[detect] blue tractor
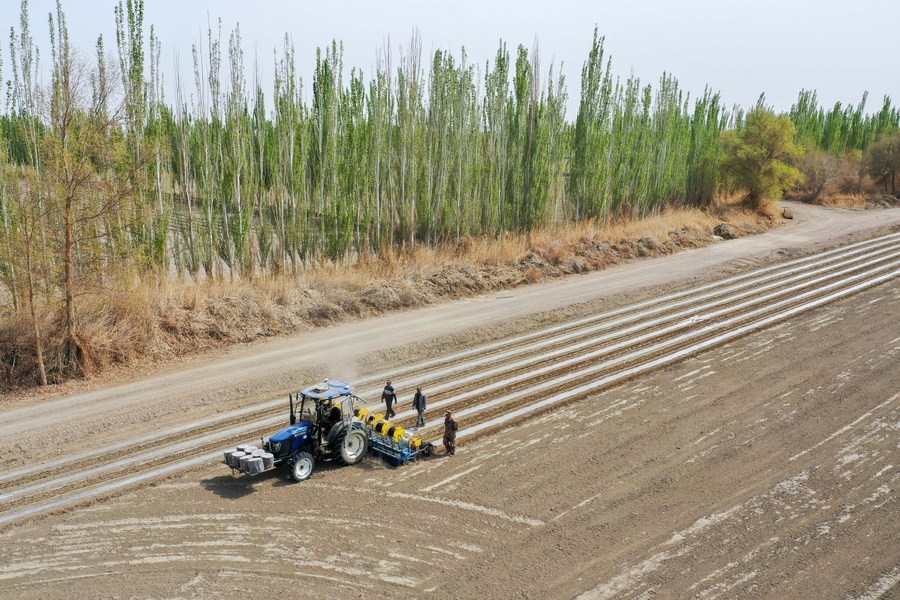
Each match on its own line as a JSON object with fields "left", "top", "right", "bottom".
{"left": 224, "top": 380, "right": 369, "bottom": 482}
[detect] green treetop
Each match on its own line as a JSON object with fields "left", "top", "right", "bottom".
{"left": 720, "top": 108, "right": 804, "bottom": 210}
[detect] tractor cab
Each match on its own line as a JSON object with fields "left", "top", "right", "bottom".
{"left": 290, "top": 379, "right": 356, "bottom": 440}
{"left": 227, "top": 379, "right": 370, "bottom": 483}
{"left": 282, "top": 379, "right": 367, "bottom": 463}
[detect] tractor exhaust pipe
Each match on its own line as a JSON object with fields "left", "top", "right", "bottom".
{"left": 289, "top": 394, "right": 296, "bottom": 425}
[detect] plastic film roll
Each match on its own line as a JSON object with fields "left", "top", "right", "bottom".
{"left": 229, "top": 451, "right": 246, "bottom": 467}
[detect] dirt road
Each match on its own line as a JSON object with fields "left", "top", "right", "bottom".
{"left": 0, "top": 202, "right": 898, "bottom": 598}
{"left": 2, "top": 203, "right": 899, "bottom": 441}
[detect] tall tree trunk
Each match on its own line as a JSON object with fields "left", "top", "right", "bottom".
{"left": 24, "top": 237, "right": 48, "bottom": 386}
{"left": 3, "top": 249, "right": 18, "bottom": 314}
{"left": 64, "top": 195, "right": 77, "bottom": 373}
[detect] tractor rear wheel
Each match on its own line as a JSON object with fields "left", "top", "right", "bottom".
{"left": 327, "top": 422, "right": 345, "bottom": 451}
{"left": 340, "top": 429, "right": 369, "bottom": 465}
{"left": 289, "top": 452, "right": 315, "bottom": 482}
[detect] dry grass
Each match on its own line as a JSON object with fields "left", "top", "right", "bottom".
{"left": 0, "top": 202, "right": 777, "bottom": 390}
{"left": 0, "top": 288, "right": 158, "bottom": 385}
{"left": 820, "top": 194, "right": 871, "bottom": 208}
{"left": 792, "top": 172, "right": 900, "bottom": 209}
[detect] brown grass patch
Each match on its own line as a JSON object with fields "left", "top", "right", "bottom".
{"left": 821, "top": 194, "right": 874, "bottom": 208}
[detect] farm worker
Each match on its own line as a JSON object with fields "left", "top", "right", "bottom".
{"left": 413, "top": 386, "right": 427, "bottom": 428}
{"left": 382, "top": 380, "right": 398, "bottom": 419}
{"left": 443, "top": 410, "right": 458, "bottom": 456}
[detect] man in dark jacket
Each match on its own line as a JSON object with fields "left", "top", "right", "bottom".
{"left": 443, "top": 410, "right": 458, "bottom": 456}
{"left": 382, "top": 380, "right": 397, "bottom": 419}
{"left": 412, "top": 386, "right": 427, "bottom": 428}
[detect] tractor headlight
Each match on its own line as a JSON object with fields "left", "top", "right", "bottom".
{"left": 270, "top": 441, "right": 281, "bottom": 452}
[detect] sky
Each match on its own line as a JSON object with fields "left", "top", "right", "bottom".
{"left": 1, "top": 0, "right": 898, "bottom": 118}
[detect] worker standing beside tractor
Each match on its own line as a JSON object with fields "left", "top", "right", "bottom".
{"left": 443, "top": 410, "right": 458, "bottom": 456}
{"left": 382, "top": 380, "right": 398, "bottom": 419}
{"left": 413, "top": 386, "right": 427, "bottom": 428}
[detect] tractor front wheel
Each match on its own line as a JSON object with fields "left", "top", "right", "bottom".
{"left": 289, "top": 452, "right": 315, "bottom": 482}
{"left": 340, "top": 429, "right": 369, "bottom": 465}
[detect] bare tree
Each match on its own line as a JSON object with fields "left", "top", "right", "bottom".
{"left": 866, "top": 131, "right": 900, "bottom": 195}
{"left": 3, "top": 166, "right": 50, "bottom": 384}
{"left": 799, "top": 149, "right": 842, "bottom": 203}
{"left": 36, "top": 2, "right": 139, "bottom": 374}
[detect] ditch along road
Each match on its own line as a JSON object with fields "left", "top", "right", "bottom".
{"left": 0, "top": 204, "right": 898, "bottom": 529}
{"left": 0, "top": 214, "right": 897, "bottom": 598}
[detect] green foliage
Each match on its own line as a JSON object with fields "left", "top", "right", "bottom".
{"left": 0, "top": 1, "right": 896, "bottom": 320}
{"left": 568, "top": 28, "right": 727, "bottom": 220}
{"left": 720, "top": 108, "right": 805, "bottom": 208}
{"left": 790, "top": 90, "right": 899, "bottom": 154}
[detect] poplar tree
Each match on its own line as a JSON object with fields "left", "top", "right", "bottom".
{"left": 1, "top": 1, "right": 897, "bottom": 332}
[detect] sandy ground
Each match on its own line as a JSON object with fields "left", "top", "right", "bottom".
{"left": 0, "top": 202, "right": 898, "bottom": 598}
{"left": 0, "top": 263, "right": 897, "bottom": 599}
